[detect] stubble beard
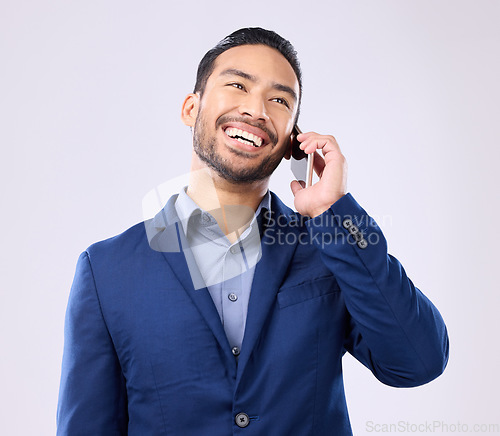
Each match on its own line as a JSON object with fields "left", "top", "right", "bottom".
{"left": 192, "top": 112, "right": 285, "bottom": 185}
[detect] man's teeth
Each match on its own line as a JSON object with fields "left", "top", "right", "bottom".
{"left": 225, "top": 127, "right": 263, "bottom": 147}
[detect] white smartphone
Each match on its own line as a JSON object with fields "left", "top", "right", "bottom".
{"left": 290, "top": 125, "right": 313, "bottom": 188}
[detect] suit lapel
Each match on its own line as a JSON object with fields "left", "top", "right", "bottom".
{"left": 147, "top": 196, "right": 235, "bottom": 370}
{"left": 236, "top": 194, "right": 301, "bottom": 383}
{"left": 147, "top": 193, "right": 303, "bottom": 380}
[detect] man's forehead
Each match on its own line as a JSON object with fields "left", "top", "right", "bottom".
{"left": 210, "top": 45, "right": 299, "bottom": 89}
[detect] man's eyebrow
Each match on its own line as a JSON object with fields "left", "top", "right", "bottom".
{"left": 219, "top": 68, "right": 298, "bottom": 103}
{"left": 220, "top": 68, "right": 256, "bottom": 82}
{"left": 271, "top": 82, "right": 297, "bottom": 103}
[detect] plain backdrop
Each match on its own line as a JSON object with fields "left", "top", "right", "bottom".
{"left": 1, "top": 1, "right": 499, "bottom": 434}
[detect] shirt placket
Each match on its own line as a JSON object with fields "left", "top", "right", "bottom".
{"left": 221, "top": 243, "right": 246, "bottom": 352}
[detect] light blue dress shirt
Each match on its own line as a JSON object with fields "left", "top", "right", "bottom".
{"left": 174, "top": 187, "right": 271, "bottom": 355}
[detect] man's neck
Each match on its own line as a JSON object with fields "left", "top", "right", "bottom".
{"left": 186, "top": 162, "right": 269, "bottom": 243}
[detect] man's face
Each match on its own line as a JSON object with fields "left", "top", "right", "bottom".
{"left": 190, "top": 44, "right": 300, "bottom": 184}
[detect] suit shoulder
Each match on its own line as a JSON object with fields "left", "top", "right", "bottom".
{"left": 85, "top": 220, "right": 150, "bottom": 261}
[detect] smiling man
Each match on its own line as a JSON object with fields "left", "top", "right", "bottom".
{"left": 182, "top": 42, "right": 301, "bottom": 226}
{"left": 57, "top": 28, "right": 449, "bottom": 435}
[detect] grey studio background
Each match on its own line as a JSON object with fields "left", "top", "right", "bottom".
{"left": 1, "top": 1, "right": 499, "bottom": 435}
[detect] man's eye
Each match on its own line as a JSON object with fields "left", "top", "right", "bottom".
{"left": 229, "top": 83, "right": 245, "bottom": 90}
{"left": 272, "top": 97, "right": 289, "bottom": 107}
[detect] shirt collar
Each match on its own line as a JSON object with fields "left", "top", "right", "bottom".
{"left": 174, "top": 186, "right": 271, "bottom": 238}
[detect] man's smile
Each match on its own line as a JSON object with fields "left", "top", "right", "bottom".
{"left": 224, "top": 127, "right": 263, "bottom": 147}
{"left": 221, "top": 121, "right": 272, "bottom": 149}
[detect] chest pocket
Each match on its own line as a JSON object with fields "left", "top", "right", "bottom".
{"left": 277, "top": 275, "right": 340, "bottom": 309}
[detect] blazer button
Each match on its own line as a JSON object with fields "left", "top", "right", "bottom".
{"left": 232, "top": 346, "right": 240, "bottom": 356}
{"left": 235, "top": 412, "right": 250, "bottom": 428}
{"left": 342, "top": 218, "right": 353, "bottom": 229}
{"left": 357, "top": 239, "right": 368, "bottom": 249}
{"left": 348, "top": 224, "right": 359, "bottom": 235}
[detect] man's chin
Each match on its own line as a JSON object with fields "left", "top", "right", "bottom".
{"left": 223, "top": 140, "right": 263, "bottom": 160}
{"left": 213, "top": 165, "right": 269, "bottom": 184}
{"left": 194, "top": 140, "right": 282, "bottom": 184}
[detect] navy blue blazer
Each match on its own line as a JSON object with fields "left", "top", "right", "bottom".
{"left": 57, "top": 193, "right": 449, "bottom": 435}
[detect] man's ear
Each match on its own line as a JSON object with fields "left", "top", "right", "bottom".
{"left": 181, "top": 93, "right": 200, "bottom": 127}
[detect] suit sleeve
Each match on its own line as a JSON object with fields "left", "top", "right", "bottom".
{"left": 57, "top": 251, "right": 128, "bottom": 435}
{"left": 306, "top": 193, "right": 449, "bottom": 387}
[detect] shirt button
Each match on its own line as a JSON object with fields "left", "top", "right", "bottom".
{"left": 228, "top": 292, "right": 238, "bottom": 302}
{"left": 202, "top": 213, "right": 211, "bottom": 223}
{"left": 232, "top": 346, "right": 240, "bottom": 356}
{"left": 230, "top": 246, "right": 238, "bottom": 254}
{"left": 235, "top": 412, "right": 250, "bottom": 428}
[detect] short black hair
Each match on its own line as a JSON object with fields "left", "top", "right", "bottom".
{"left": 194, "top": 27, "right": 302, "bottom": 122}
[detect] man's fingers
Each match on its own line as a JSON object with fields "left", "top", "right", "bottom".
{"left": 299, "top": 135, "right": 340, "bottom": 156}
{"left": 290, "top": 180, "right": 305, "bottom": 196}
{"left": 312, "top": 150, "right": 325, "bottom": 177}
{"left": 296, "top": 132, "right": 314, "bottom": 140}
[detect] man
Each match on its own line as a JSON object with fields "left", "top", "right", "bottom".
{"left": 57, "top": 28, "right": 449, "bottom": 435}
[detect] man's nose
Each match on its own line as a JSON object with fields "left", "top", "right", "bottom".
{"left": 238, "top": 95, "right": 269, "bottom": 122}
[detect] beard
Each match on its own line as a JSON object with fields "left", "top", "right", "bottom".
{"left": 192, "top": 112, "right": 285, "bottom": 184}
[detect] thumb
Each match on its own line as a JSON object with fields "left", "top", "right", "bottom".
{"left": 290, "top": 180, "right": 305, "bottom": 197}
